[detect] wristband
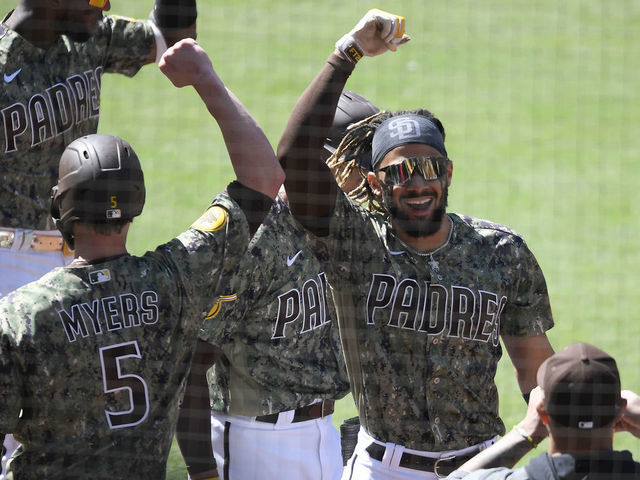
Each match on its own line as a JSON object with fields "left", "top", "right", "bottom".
{"left": 153, "top": 0, "right": 197, "bottom": 29}
{"left": 513, "top": 425, "right": 538, "bottom": 449}
{"left": 522, "top": 392, "right": 531, "bottom": 404}
{"left": 335, "top": 34, "right": 364, "bottom": 64}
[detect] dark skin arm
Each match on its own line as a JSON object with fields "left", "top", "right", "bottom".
{"left": 502, "top": 333, "right": 554, "bottom": 398}
{"left": 176, "top": 340, "right": 221, "bottom": 479}
{"left": 277, "top": 10, "right": 409, "bottom": 233}
{"left": 276, "top": 53, "right": 352, "bottom": 234}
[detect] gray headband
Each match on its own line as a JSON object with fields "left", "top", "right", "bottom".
{"left": 371, "top": 114, "right": 447, "bottom": 169}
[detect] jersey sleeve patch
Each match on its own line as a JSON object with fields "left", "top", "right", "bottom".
{"left": 191, "top": 206, "right": 228, "bottom": 232}
{"left": 205, "top": 294, "right": 238, "bottom": 320}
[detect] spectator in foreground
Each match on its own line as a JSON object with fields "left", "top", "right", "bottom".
{"left": 447, "top": 342, "right": 640, "bottom": 479}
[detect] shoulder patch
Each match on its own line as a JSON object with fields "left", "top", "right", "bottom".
{"left": 191, "top": 206, "right": 228, "bottom": 232}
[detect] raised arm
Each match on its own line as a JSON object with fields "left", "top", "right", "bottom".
{"left": 159, "top": 39, "right": 284, "bottom": 200}
{"left": 277, "top": 9, "right": 410, "bottom": 232}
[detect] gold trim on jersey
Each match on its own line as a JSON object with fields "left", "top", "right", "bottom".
{"left": 206, "top": 294, "right": 238, "bottom": 320}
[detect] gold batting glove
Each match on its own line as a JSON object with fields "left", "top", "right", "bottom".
{"left": 335, "top": 8, "right": 411, "bottom": 63}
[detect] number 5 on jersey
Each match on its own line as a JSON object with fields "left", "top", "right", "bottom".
{"left": 100, "top": 341, "right": 150, "bottom": 429}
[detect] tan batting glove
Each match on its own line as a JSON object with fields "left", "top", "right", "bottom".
{"left": 335, "top": 9, "right": 411, "bottom": 63}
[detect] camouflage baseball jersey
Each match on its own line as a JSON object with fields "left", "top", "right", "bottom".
{"left": 0, "top": 13, "right": 154, "bottom": 230}
{"left": 199, "top": 196, "right": 350, "bottom": 416}
{"left": 316, "top": 192, "right": 553, "bottom": 452}
{"left": 0, "top": 193, "right": 249, "bottom": 479}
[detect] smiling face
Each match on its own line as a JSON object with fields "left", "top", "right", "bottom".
{"left": 368, "top": 143, "right": 452, "bottom": 242}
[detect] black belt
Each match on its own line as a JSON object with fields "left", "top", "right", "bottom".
{"left": 365, "top": 442, "right": 480, "bottom": 477}
{"left": 255, "top": 400, "right": 335, "bottom": 424}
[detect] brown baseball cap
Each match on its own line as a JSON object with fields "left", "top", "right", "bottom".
{"left": 537, "top": 342, "right": 622, "bottom": 430}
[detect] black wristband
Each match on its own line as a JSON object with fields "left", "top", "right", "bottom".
{"left": 523, "top": 392, "right": 531, "bottom": 404}
{"left": 153, "top": 0, "right": 197, "bottom": 29}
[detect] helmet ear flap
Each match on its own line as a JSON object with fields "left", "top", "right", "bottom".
{"left": 50, "top": 185, "right": 61, "bottom": 222}
{"left": 50, "top": 185, "right": 75, "bottom": 250}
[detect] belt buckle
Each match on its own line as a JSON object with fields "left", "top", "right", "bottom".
{"left": 433, "top": 455, "right": 456, "bottom": 478}
{"left": 0, "top": 230, "right": 15, "bottom": 248}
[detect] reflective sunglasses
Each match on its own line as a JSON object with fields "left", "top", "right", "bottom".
{"left": 376, "top": 156, "right": 449, "bottom": 187}
{"left": 89, "top": 0, "right": 108, "bottom": 9}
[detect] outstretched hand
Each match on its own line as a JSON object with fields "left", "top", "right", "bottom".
{"left": 343, "top": 9, "right": 411, "bottom": 58}
{"left": 615, "top": 390, "right": 640, "bottom": 438}
{"left": 158, "top": 38, "right": 216, "bottom": 88}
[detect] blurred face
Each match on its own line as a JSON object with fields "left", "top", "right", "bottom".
{"left": 59, "top": 0, "right": 110, "bottom": 42}
{"left": 369, "top": 144, "right": 452, "bottom": 238}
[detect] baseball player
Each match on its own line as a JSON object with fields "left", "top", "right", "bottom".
{"left": 0, "top": 38, "right": 283, "bottom": 479}
{"left": 0, "top": 1, "right": 197, "bottom": 467}
{"left": 277, "top": 9, "right": 556, "bottom": 479}
{"left": 0, "top": 0, "right": 198, "bottom": 294}
{"left": 176, "top": 91, "right": 381, "bottom": 480}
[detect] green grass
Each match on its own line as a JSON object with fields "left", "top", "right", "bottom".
{"left": 3, "top": 0, "right": 638, "bottom": 475}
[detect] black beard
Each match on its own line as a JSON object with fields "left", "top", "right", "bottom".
{"left": 382, "top": 184, "right": 448, "bottom": 238}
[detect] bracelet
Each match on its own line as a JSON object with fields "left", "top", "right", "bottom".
{"left": 335, "top": 34, "right": 364, "bottom": 64}
{"left": 513, "top": 425, "right": 538, "bottom": 448}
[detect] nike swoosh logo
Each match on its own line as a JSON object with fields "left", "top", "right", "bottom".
{"left": 286, "top": 250, "right": 303, "bottom": 267}
{"left": 4, "top": 68, "right": 21, "bottom": 83}
{"left": 388, "top": 249, "right": 405, "bottom": 256}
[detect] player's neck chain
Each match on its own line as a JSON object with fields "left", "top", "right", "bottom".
{"left": 394, "top": 215, "right": 454, "bottom": 259}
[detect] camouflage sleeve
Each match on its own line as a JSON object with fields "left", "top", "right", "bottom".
{"left": 500, "top": 239, "right": 554, "bottom": 337}
{"left": 0, "top": 313, "right": 25, "bottom": 432}
{"left": 198, "top": 197, "right": 279, "bottom": 347}
{"left": 100, "top": 15, "right": 155, "bottom": 75}
{"left": 153, "top": 191, "right": 251, "bottom": 320}
{"left": 196, "top": 232, "right": 253, "bottom": 347}
{"left": 197, "top": 259, "right": 249, "bottom": 347}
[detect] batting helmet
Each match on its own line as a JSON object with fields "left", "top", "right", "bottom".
{"left": 51, "top": 134, "right": 145, "bottom": 248}
{"left": 324, "top": 90, "right": 380, "bottom": 169}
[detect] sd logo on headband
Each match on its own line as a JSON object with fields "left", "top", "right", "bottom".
{"left": 387, "top": 118, "right": 422, "bottom": 141}
{"left": 371, "top": 114, "right": 447, "bottom": 169}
